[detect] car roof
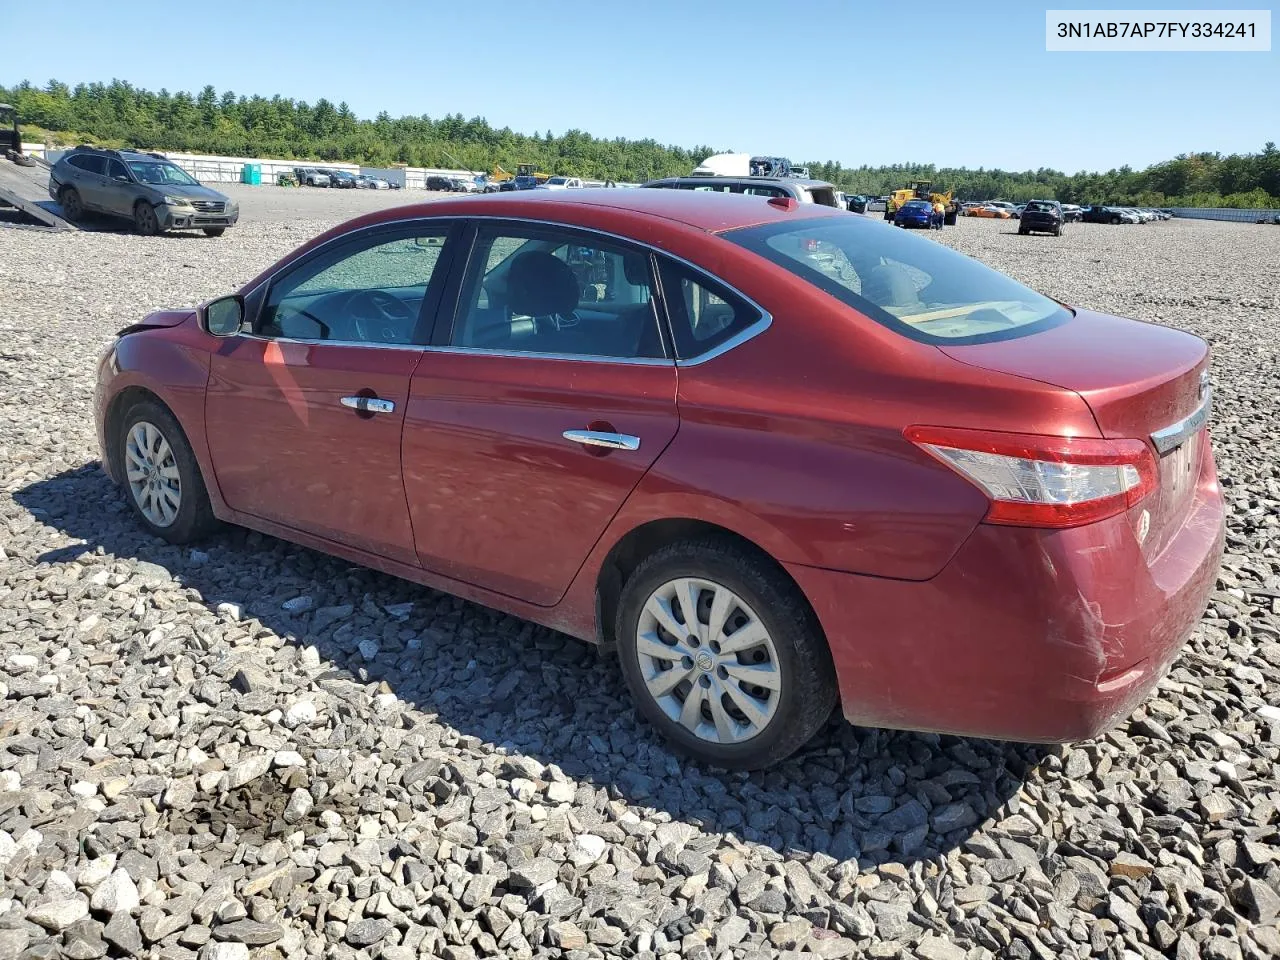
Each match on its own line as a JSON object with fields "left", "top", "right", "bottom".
{"left": 351, "top": 188, "right": 844, "bottom": 234}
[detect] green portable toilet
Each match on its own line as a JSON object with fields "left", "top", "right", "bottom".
{"left": 241, "top": 163, "right": 262, "bottom": 185}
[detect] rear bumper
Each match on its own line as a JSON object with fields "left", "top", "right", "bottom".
{"left": 789, "top": 439, "right": 1225, "bottom": 743}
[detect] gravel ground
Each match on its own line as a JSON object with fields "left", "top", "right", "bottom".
{"left": 1, "top": 213, "right": 1279, "bottom": 960}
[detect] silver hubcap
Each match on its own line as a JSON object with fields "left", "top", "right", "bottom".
{"left": 635, "top": 577, "right": 781, "bottom": 744}
{"left": 125, "top": 421, "right": 181, "bottom": 527}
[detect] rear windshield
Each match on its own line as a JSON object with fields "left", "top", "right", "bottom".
{"left": 725, "top": 217, "right": 1071, "bottom": 345}
{"left": 1025, "top": 202, "right": 1057, "bottom": 213}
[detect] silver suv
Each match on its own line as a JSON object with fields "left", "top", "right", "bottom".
{"left": 49, "top": 147, "right": 239, "bottom": 236}
{"left": 640, "top": 175, "right": 841, "bottom": 207}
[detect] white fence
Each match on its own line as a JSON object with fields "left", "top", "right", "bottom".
{"left": 1169, "top": 207, "right": 1280, "bottom": 223}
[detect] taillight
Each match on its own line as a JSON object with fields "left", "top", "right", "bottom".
{"left": 905, "top": 426, "right": 1158, "bottom": 528}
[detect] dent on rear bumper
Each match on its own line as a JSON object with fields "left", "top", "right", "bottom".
{"left": 790, "top": 451, "right": 1225, "bottom": 743}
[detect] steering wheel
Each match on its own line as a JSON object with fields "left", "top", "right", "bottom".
{"left": 345, "top": 289, "right": 414, "bottom": 343}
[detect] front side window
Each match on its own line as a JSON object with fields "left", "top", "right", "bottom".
{"left": 450, "top": 226, "right": 664, "bottom": 360}
{"left": 258, "top": 230, "right": 450, "bottom": 344}
{"left": 105, "top": 159, "right": 129, "bottom": 181}
{"left": 127, "top": 161, "right": 199, "bottom": 186}
{"left": 725, "top": 216, "right": 1070, "bottom": 344}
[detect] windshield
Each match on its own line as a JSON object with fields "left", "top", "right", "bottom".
{"left": 127, "top": 161, "right": 199, "bottom": 186}
{"left": 725, "top": 216, "right": 1071, "bottom": 345}
{"left": 1025, "top": 202, "right": 1056, "bottom": 212}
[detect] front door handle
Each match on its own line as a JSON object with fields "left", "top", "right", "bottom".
{"left": 563, "top": 429, "right": 641, "bottom": 451}
{"left": 341, "top": 396, "right": 395, "bottom": 414}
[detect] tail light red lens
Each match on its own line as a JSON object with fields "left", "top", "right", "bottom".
{"left": 905, "top": 425, "right": 1158, "bottom": 528}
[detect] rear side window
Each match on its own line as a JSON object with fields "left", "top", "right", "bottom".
{"left": 725, "top": 217, "right": 1070, "bottom": 345}
{"left": 68, "top": 154, "right": 106, "bottom": 175}
{"left": 657, "top": 260, "right": 761, "bottom": 359}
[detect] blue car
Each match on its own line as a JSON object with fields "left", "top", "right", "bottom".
{"left": 894, "top": 199, "right": 939, "bottom": 229}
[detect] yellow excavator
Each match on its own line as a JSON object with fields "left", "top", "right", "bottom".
{"left": 490, "top": 163, "right": 551, "bottom": 189}
{"left": 885, "top": 180, "right": 959, "bottom": 226}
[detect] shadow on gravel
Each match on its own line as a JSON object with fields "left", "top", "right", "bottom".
{"left": 17, "top": 463, "right": 1051, "bottom": 865}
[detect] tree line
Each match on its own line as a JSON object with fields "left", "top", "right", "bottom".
{"left": 3, "top": 79, "right": 1277, "bottom": 208}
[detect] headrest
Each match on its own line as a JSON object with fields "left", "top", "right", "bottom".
{"left": 507, "top": 251, "right": 579, "bottom": 317}
{"left": 622, "top": 252, "right": 650, "bottom": 287}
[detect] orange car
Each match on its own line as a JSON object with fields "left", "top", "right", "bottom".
{"left": 969, "top": 205, "right": 1013, "bottom": 219}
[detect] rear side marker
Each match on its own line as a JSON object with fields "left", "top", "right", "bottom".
{"left": 906, "top": 425, "right": 1158, "bottom": 529}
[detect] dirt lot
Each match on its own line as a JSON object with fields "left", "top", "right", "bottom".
{"left": 1, "top": 208, "right": 1279, "bottom": 960}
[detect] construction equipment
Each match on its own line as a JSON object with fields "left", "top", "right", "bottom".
{"left": 516, "top": 163, "right": 551, "bottom": 184}
{"left": 885, "top": 180, "right": 959, "bottom": 226}
{"left": 0, "top": 151, "right": 77, "bottom": 229}
{"left": 0, "top": 103, "right": 36, "bottom": 166}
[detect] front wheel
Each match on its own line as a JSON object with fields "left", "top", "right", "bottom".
{"left": 203, "top": 228, "right": 226, "bottom": 237}
{"left": 119, "top": 401, "right": 217, "bottom": 543}
{"left": 134, "top": 202, "right": 162, "bottom": 236}
{"left": 616, "top": 539, "right": 838, "bottom": 770}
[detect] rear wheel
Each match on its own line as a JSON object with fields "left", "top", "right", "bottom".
{"left": 616, "top": 538, "right": 838, "bottom": 770}
{"left": 59, "top": 187, "right": 83, "bottom": 221}
{"left": 1110, "top": 215, "right": 1121, "bottom": 225}
{"left": 1018, "top": 226, "right": 1027, "bottom": 235}
{"left": 1053, "top": 224, "right": 1062, "bottom": 236}
{"left": 134, "top": 201, "right": 161, "bottom": 236}
{"left": 118, "top": 401, "right": 216, "bottom": 543}
{"left": 203, "top": 227, "right": 226, "bottom": 237}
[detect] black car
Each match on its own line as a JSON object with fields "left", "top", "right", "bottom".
{"left": 1018, "top": 200, "right": 1064, "bottom": 236}
{"left": 425, "top": 175, "right": 453, "bottom": 191}
{"left": 327, "top": 170, "right": 360, "bottom": 189}
{"left": 846, "top": 194, "right": 868, "bottom": 213}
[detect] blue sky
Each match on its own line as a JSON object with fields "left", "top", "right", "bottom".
{"left": 1, "top": 0, "right": 1275, "bottom": 172}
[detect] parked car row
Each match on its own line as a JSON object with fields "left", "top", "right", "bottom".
{"left": 1080, "top": 205, "right": 1173, "bottom": 224}
{"left": 293, "top": 166, "right": 397, "bottom": 190}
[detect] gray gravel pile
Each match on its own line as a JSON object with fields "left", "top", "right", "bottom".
{"left": 1, "top": 214, "right": 1279, "bottom": 960}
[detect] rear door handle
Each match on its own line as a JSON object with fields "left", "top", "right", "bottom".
{"left": 341, "top": 396, "right": 395, "bottom": 414}
{"left": 563, "top": 429, "right": 641, "bottom": 451}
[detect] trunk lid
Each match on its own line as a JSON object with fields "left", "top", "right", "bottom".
{"left": 940, "top": 308, "right": 1210, "bottom": 555}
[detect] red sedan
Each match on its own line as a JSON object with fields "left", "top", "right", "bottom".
{"left": 95, "top": 190, "right": 1224, "bottom": 769}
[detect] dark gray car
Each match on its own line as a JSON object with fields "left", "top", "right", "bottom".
{"left": 49, "top": 147, "right": 239, "bottom": 236}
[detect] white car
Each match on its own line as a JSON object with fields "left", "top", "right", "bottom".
{"left": 540, "top": 176, "right": 583, "bottom": 190}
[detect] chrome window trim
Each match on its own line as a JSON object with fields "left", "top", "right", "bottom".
{"left": 236, "top": 333, "right": 426, "bottom": 352}
{"left": 1150, "top": 389, "right": 1212, "bottom": 455}
{"left": 674, "top": 314, "right": 773, "bottom": 367}
{"left": 420, "top": 344, "right": 673, "bottom": 366}
{"left": 238, "top": 213, "right": 773, "bottom": 365}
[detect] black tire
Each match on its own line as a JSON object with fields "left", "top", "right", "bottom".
{"left": 118, "top": 400, "right": 217, "bottom": 544}
{"left": 59, "top": 187, "right": 84, "bottom": 222}
{"left": 1053, "top": 224, "right": 1062, "bottom": 236}
{"left": 944, "top": 210, "right": 957, "bottom": 226}
{"left": 203, "top": 228, "right": 226, "bottom": 237}
{"left": 1018, "top": 227, "right": 1027, "bottom": 235}
{"left": 134, "top": 201, "right": 161, "bottom": 236}
{"left": 615, "top": 538, "right": 838, "bottom": 770}
{"left": 1111, "top": 216, "right": 1121, "bottom": 225}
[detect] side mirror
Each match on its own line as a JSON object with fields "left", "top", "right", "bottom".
{"left": 203, "top": 295, "right": 244, "bottom": 337}
{"left": 113, "top": 175, "right": 130, "bottom": 183}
